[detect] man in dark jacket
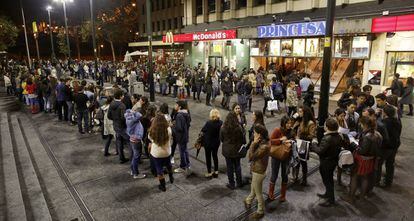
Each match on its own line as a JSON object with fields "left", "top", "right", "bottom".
{"left": 387, "top": 73, "right": 404, "bottom": 97}
{"left": 108, "top": 89, "right": 129, "bottom": 163}
{"left": 312, "top": 118, "right": 342, "bottom": 207}
{"left": 173, "top": 100, "right": 192, "bottom": 175}
{"left": 73, "top": 86, "right": 89, "bottom": 134}
{"left": 378, "top": 105, "right": 402, "bottom": 187}
{"left": 221, "top": 76, "right": 233, "bottom": 110}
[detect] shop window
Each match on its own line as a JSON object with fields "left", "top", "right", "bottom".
{"left": 281, "top": 39, "right": 293, "bottom": 56}
{"left": 208, "top": 0, "right": 216, "bottom": 13}
{"left": 334, "top": 37, "right": 352, "bottom": 58}
{"left": 253, "top": 0, "right": 266, "bottom": 7}
{"left": 293, "top": 39, "right": 305, "bottom": 57}
{"left": 305, "top": 38, "right": 319, "bottom": 57}
{"left": 237, "top": 0, "right": 247, "bottom": 9}
{"left": 385, "top": 52, "right": 414, "bottom": 85}
{"left": 196, "top": 0, "right": 203, "bottom": 15}
{"left": 351, "top": 36, "right": 370, "bottom": 58}
{"left": 222, "top": 0, "right": 231, "bottom": 11}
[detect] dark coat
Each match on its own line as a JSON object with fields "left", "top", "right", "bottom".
{"left": 221, "top": 80, "right": 233, "bottom": 95}
{"left": 382, "top": 117, "right": 402, "bottom": 149}
{"left": 388, "top": 79, "right": 404, "bottom": 97}
{"left": 375, "top": 119, "right": 390, "bottom": 157}
{"left": 358, "top": 130, "right": 382, "bottom": 157}
{"left": 312, "top": 132, "right": 342, "bottom": 162}
{"left": 399, "top": 85, "right": 413, "bottom": 104}
{"left": 107, "top": 100, "right": 127, "bottom": 133}
{"left": 175, "top": 110, "right": 191, "bottom": 144}
{"left": 220, "top": 125, "right": 244, "bottom": 158}
{"left": 201, "top": 120, "right": 223, "bottom": 149}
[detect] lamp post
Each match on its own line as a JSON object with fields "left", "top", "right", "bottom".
{"left": 88, "top": 0, "right": 100, "bottom": 85}
{"left": 53, "top": 0, "right": 72, "bottom": 60}
{"left": 19, "top": 0, "right": 31, "bottom": 68}
{"left": 46, "top": 6, "right": 56, "bottom": 61}
{"left": 146, "top": 0, "right": 155, "bottom": 102}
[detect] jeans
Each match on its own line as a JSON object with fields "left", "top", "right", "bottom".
{"left": 6, "top": 86, "right": 13, "bottom": 95}
{"left": 225, "top": 157, "right": 242, "bottom": 187}
{"left": 245, "top": 172, "right": 266, "bottom": 214}
{"left": 270, "top": 157, "right": 288, "bottom": 183}
{"left": 206, "top": 92, "right": 211, "bottom": 105}
{"left": 66, "top": 101, "right": 74, "bottom": 122}
{"left": 173, "top": 86, "right": 178, "bottom": 98}
{"left": 77, "top": 109, "right": 89, "bottom": 132}
{"left": 161, "top": 83, "right": 168, "bottom": 95}
{"left": 56, "top": 100, "right": 68, "bottom": 121}
{"left": 116, "top": 130, "right": 130, "bottom": 161}
{"left": 294, "top": 160, "right": 308, "bottom": 182}
{"left": 178, "top": 143, "right": 190, "bottom": 169}
{"left": 130, "top": 141, "right": 143, "bottom": 175}
{"left": 376, "top": 148, "right": 398, "bottom": 185}
{"left": 104, "top": 134, "right": 114, "bottom": 155}
{"left": 319, "top": 160, "right": 337, "bottom": 203}
{"left": 205, "top": 144, "right": 219, "bottom": 173}
{"left": 221, "top": 94, "right": 231, "bottom": 109}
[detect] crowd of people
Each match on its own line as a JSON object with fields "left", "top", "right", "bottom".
{"left": 1, "top": 57, "right": 412, "bottom": 219}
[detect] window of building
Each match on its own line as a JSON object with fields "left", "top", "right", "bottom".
{"left": 142, "top": 4, "right": 145, "bottom": 14}
{"left": 208, "top": 0, "right": 216, "bottom": 13}
{"left": 167, "top": 0, "right": 171, "bottom": 8}
{"left": 237, "top": 0, "right": 247, "bottom": 9}
{"left": 181, "top": 17, "right": 184, "bottom": 28}
{"left": 142, "top": 23, "right": 146, "bottom": 33}
{"left": 157, "top": 21, "right": 161, "bottom": 31}
{"left": 162, "top": 20, "right": 166, "bottom": 31}
{"left": 253, "top": 0, "right": 266, "bottom": 6}
{"left": 151, "top": 1, "right": 155, "bottom": 11}
{"left": 168, "top": 19, "right": 172, "bottom": 30}
{"left": 222, "top": 0, "right": 231, "bottom": 11}
{"left": 152, "top": 22, "right": 155, "bottom": 31}
{"left": 196, "top": 0, "right": 203, "bottom": 15}
{"left": 174, "top": 17, "right": 178, "bottom": 29}
{"left": 160, "top": 0, "right": 164, "bottom": 10}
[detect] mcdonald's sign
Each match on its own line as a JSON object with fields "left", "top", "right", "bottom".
{"left": 164, "top": 32, "right": 174, "bottom": 43}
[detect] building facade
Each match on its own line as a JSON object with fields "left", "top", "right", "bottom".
{"left": 175, "top": 0, "right": 414, "bottom": 93}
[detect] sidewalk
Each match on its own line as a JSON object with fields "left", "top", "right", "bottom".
{"left": 21, "top": 91, "right": 414, "bottom": 221}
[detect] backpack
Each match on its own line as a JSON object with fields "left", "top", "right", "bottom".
{"left": 273, "top": 82, "right": 283, "bottom": 95}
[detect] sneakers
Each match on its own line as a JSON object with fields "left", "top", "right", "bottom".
{"left": 212, "top": 171, "right": 219, "bottom": 178}
{"left": 205, "top": 172, "right": 213, "bottom": 178}
{"left": 133, "top": 174, "right": 147, "bottom": 179}
{"left": 174, "top": 168, "right": 185, "bottom": 173}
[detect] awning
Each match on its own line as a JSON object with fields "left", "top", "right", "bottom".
{"left": 128, "top": 41, "right": 182, "bottom": 47}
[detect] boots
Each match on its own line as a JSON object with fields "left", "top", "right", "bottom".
{"left": 169, "top": 172, "right": 174, "bottom": 184}
{"left": 279, "top": 182, "right": 287, "bottom": 202}
{"left": 268, "top": 182, "right": 275, "bottom": 201}
{"left": 158, "top": 178, "right": 166, "bottom": 192}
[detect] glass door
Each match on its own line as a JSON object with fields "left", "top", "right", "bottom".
{"left": 208, "top": 56, "right": 223, "bottom": 69}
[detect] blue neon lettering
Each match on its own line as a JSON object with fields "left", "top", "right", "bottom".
{"left": 279, "top": 25, "right": 288, "bottom": 37}
{"left": 257, "top": 21, "right": 326, "bottom": 38}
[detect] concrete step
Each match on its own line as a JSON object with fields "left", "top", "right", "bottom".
{"left": 0, "top": 113, "right": 27, "bottom": 220}
{"left": 10, "top": 115, "right": 52, "bottom": 221}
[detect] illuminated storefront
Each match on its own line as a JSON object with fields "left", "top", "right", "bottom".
{"left": 162, "top": 30, "right": 250, "bottom": 72}
{"left": 250, "top": 19, "right": 372, "bottom": 94}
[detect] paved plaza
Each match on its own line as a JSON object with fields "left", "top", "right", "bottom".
{"left": 1, "top": 90, "right": 414, "bottom": 221}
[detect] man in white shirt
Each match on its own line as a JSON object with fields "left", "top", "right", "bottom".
{"left": 299, "top": 73, "right": 312, "bottom": 93}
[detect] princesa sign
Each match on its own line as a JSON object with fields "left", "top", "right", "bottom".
{"left": 258, "top": 21, "right": 326, "bottom": 38}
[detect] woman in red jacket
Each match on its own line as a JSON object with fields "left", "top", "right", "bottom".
{"left": 25, "top": 77, "right": 39, "bottom": 114}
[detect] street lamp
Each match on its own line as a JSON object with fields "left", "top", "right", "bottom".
{"left": 88, "top": 0, "right": 100, "bottom": 86}
{"left": 46, "top": 6, "right": 56, "bottom": 60}
{"left": 19, "top": 0, "right": 31, "bottom": 68}
{"left": 53, "top": 0, "right": 73, "bottom": 60}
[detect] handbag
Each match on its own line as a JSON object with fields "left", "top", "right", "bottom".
{"left": 296, "top": 139, "right": 310, "bottom": 161}
{"left": 238, "top": 144, "right": 248, "bottom": 158}
{"left": 270, "top": 141, "right": 292, "bottom": 160}
{"left": 267, "top": 100, "right": 279, "bottom": 111}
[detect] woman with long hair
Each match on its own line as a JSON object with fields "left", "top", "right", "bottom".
{"left": 148, "top": 114, "right": 174, "bottom": 191}
{"left": 268, "top": 116, "right": 296, "bottom": 201}
{"left": 343, "top": 116, "right": 382, "bottom": 203}
{"left": 244, "top": 124, "right": 270, "bottom": 219}
{"left": 220, "top": 112, "right": 245, "bottom": 189}
{"left": 247, "top": 110, "right": 265, "bottom": 150}
{"left": 201, "top": 109, "right": 223, "bottom": 178}
{"left": 294, "top": 105, "right": 316, "bottom": 186}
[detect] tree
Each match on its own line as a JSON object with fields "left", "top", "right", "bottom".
{"left": 0, "top": 16, "right": 19, "bottom": 51}
{"left": 57, "top": 28, "right": 69, "bottom": 57}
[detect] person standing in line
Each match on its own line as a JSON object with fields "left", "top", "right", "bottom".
{"left": 244, "top": 124, "right": 270, "bottom": 219}
{"left": 377, "top": 105, "right": 402, "bottom": 187}
{"left": 386, "top": 73, "right": 404, "bottom": 97}
{"left": 125, "top": 109, "right": 146, "bottom": 179}
{"left": 247, "top": 111, "right": 265, "bottom": 150}
{"left": 220, "top": 112, "right": 245, "bottom": 190}
{"left": 107, "top": 89, "right": 129, "bottom": 164}
{"left": 201, "top": 109, "right": 223, "bottom": 178}
{"left": 268, "top": 116, "right": 296, "bottom": 202}
{"left": 148, "top": 114, "right": 174, "bottom": 192}
{"left": 4, "top": 74, "right": 12, "bottom": 95}
{"left": 173, "top": 100, "right": 192, "bottom": 175}
{"left": 221, "top": 76, "right": 233, "bottom": 110}
{"left": 312, "top": 118, "right": 343, "bottom": 207}
{"left": 399, "top": 77, "right": 413, "bottom": 116}
{"left": 73, "top": 86, "right": 89, "bottom": 134}
{"left": 205, "top": 70, "right": 213, "bottom": 106}
{"left": 299, "top": 73, "right": 312, "bottom": 99}
{"left": 101, "top": 96, "right": 116, "bottom": 156}
{"left": 25, "top": 77, "right": 39, "bottom": 114}
{"left": 64, "top": 78, "right": 74, "bottom": 125}
{"left": 56, "top": 78, "right": 68, "bottom": 121}
{"left": 286, "top": 81, "right": 299, "bottom": 117}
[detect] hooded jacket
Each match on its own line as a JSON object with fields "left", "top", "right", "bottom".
{"left": 124, "top": 110, "right": 144, "bottom": 143}
{"left": 174, "top": 109, "right": 191, "bottom": 144}
{"left": 107, "top": 100, "right": 126, "bottom": 133}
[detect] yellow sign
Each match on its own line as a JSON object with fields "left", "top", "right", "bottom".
{"left": 165, "top": 32, "right": 174, "bottom": 43}
{"left": 32, "top": 22, "right": 38, "bottom": 33}
{"left": 324, "top": 37, "right": 331, "bottom": 47}
{"left": 213, "top": 44, "right": 222, "bottom": 53}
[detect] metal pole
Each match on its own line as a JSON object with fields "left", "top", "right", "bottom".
{"left": 19, "top": 0, "right": 31, "bottom": 69}
{"left": 47, "top": 9, "right": 56, "bottom": 60}
{"left": 146, "top": 0, "right": 155, "bottom": 101}
{"left": 317, "top": 0, "right": 336, "bottom": 141}
{"left": 89, "top": 0, "right": 100, "bottom": 86}
{"left": 62, "top": 1, "right": 71, "bottom": 59}
{"left": 34, "top": 33, "right": 40, "bottom": 60}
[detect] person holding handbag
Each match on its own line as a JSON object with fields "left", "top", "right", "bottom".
{"left": 244, "top": 124, "right": 270, "bottom": 219}
{"left": 220, "top": 112, "right": 245, "bottom": 190}
{"left": 201, "top": 109, "right": 223, "bottom": 178}
{"left": 268, "top": 116, "right": 296, "bottom": 201}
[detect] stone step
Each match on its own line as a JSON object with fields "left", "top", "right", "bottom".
{"left": 10, "top": 115, "right": 52, "bottom": 221}
{"left": 0, "top": 113, "right": 27, "bottom": 221}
